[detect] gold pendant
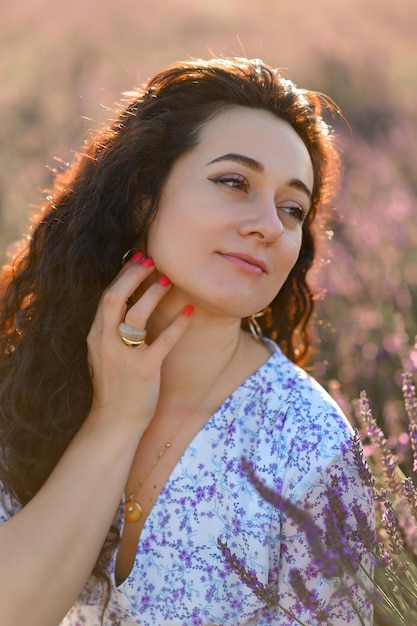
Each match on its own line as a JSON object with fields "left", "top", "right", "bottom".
{"left": 125, "top": 498, "right": 143, "bottom": 523}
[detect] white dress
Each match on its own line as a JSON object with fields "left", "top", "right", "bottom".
{"left": 0, "top": 342, "right": 374, "bottom": 625}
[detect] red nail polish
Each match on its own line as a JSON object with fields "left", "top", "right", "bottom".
{"left": 157, "top": 275, "right": 171, "bottom": 286}
{"left": 131, "top": 251, "right": 145, "bottom": 263}
{"left": 182, "top": 305, "right": 194, "bottom": 317}
{"left": 141, "top": 257, "right": 154, "bottom": 268}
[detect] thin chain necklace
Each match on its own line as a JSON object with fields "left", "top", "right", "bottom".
{"left": 125, "top": 442, "right": 174, "bottom": 522}
{"left": 124, "top": 344, "right": 239, "bottom": 523}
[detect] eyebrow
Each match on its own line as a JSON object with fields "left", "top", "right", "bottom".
{"left": 206, "top": 152, "right": 312, "bottom": 199}
{"left": 207, "top": 152, "right": 264, "bottom": 172}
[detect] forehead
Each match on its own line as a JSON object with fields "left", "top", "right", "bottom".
{"left": 195, "top": 106, "right": 314, "bottom": 186}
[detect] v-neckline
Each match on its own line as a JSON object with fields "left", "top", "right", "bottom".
{"left": 113, "top": 341, "right": 278, "bottom": 588}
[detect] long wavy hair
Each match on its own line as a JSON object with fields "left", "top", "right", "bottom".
{"left": 0, "top": 57, "right": 340, "bottom": 598}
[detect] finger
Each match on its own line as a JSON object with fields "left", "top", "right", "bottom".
{"left": 107, "top": 256, "right": 155, "bottom": 300}
{"left": 106, "top": 251, "right": 147, "bottom": 289}
{"left": 144, "top": 306, "right": 194, "bottom": 366}
{"left": 97, "top": 257, "right": 156, "bottom": 326}
{"left": 123, "top": 275, "right": 173, "bottom": 330}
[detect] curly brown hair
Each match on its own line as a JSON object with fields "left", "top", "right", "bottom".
{"left": 0, "top": 57, "right": 341, "bottom": 603}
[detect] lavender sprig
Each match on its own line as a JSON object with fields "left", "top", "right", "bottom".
{"left": 401, "top": 372, "right": 417, "bottom": 424}
{"left": 241, "top": 457, "right": 341, "bottom": 580}
{"left": 381, "top": 500, "right": 404, "bottom": 555}
{"left": 288, "top": 568, "right": 330, "bottom": 623}
{"left": 357, "top": 391, "right": 399, "bottom": 491}
{"left": 401, "top": 373, "right": 417, "bottom": 472}
{"left": 402, "top": 477, "right": 417, "bottom": 516}
{"left": 217, "top": 539, "right": 312, "bottom": 626}
{"left": 352, "top": 429, "right": 375, "bottom": 490}
{"left": 217, "top": 538, "right": 279, "bottom": 608}
{"left": 322, "top": 476, "right": 361, "bottom": 575}
{"left": 374, "top": 541, "right": 393, "bottom": 569}
{"left": 218, "top": 455, "right": 378, "bottom": 626}
{"left": 218, "top": 386, "right": 417, "bottom": 626}
{"left": 353, "top": 401, "right": 417, "bottom": 622}
{"left": 351, "top": 503, "right": 377, "bottom": 554}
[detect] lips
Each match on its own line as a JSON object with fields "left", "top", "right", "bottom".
{"left": 218, "top": 252, "right": 267, "bottom": 275}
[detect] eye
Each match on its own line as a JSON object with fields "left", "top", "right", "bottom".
{"left": 209, "top": 174, "right": 250, "bottom": 193}
{"left": 277, "top": 203, "right": 307, "bottom": 223}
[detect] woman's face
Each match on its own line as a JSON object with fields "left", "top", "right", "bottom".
{"left": 147, "top": 106, "right": 314, "bottom": 320}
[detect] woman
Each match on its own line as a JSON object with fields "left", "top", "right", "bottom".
{"left": 0, "top": 57, "right": 374, "bottom": 625}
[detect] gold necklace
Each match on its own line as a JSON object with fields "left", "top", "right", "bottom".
{"left": 124, "top": 346, "right": 239, "bottom": 523}
{"left": 125, "top": 442, "right": 174, "bottom": 522}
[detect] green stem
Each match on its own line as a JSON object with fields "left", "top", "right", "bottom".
{"left": 384, "top": 565, "right": 417, "bottom": 604}
{"left": 359, "top": 562, "right": 407, "bottom": 625}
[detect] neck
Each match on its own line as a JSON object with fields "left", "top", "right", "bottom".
{"left": 147, "top": 305, "right": 245, "bottom": 409}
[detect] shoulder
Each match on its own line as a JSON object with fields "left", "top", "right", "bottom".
{"left": 258, "top": 339, "right": 352, "bottom": 437}
{"left": 247, "top": 341, "right": 357, "bottom": 486}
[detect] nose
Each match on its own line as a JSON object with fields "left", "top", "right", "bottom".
{"left": 238, "top": 197, "right": 284, "bottom": 243}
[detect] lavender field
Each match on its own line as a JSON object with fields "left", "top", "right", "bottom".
{"left": 1, "top": 0, "right": 416, "bottom": 458}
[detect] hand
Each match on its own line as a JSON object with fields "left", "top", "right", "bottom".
{"left": 86, "top": 255, "right": 193, "bottom": 433}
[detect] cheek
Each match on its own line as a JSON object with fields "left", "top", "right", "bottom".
{"left": 267, "top": 237, "right": 302, "bottom": 295}
{"left": 147, "top": 212, "right": 176, "bottom": 255}
{"left": 147, "top": 220, "right": 197, "bottom": 277}
{"left": 279, "top": 232, "right": 303, "bottom": 267}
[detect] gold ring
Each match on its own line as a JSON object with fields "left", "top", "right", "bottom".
{"left": 118, "top": 323, "right": 147, "bottom": 348}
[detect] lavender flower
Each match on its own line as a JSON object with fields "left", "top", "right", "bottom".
{"left": 401, "top": 372, "right": 417, "bottom": 472}
{"left": 381, "top": 500, "right": 404, "bottom": 555}
{"left": 357, "top": 391, "right": 399, "bottom": 491}
{"left": 223, "top": 457, "right": 374, "bottom": 625}
{"left": 401, "top": 372, "right": 417, "bottom": 422}
{"left": 374, "top": 541, "right": 393, "bottom": 569}
{"left": 402, "top": 477, "right": 417, "bottom": 515}
{"left": 217, "top": 538, "right": 278, "bottom": 607}
{"left": 393, "top": 496, "right": 417, "bottom": 557}
{"left": 352, "top": 429, "right": 375, "bottom": 489}
{"left": 241, "top": 457, "right": 341, "bottom": 579}
{"left": 351, "top": 503, "right": 377, "bottom": 553}
{"left": 408, "top": 424, "right": 417, "bottom": 473}
{"left": 322, "top": 476, "right": 361, "bottom": 575}
{"left": 288, "top": 568, "right": 329, "bottom": 623}
{"left": 219, "top": 364, "right": 417, "bottom": 626}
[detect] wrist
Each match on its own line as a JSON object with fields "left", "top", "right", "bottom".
{"left": 82, "top": 406, "right": 146, "bottom": 446}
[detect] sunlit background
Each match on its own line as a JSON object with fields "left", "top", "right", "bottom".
{"left": 1, "top": 0, "right": 416, "bottom": 458}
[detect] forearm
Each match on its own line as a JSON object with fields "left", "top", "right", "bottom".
{"left": 0, "top": 411, "right": 143, "bottom": 626}
{"left": 0, "top": 254, "right": 193, "bottom": 626}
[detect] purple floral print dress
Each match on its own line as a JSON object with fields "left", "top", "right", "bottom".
{"left": 0, "top": 341, "right": 374, "bottom": 625}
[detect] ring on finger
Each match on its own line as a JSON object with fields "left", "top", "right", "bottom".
{"left": 118, "top": 322, "right": 147, "bottom": 348}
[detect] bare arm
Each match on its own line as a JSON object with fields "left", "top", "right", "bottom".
{"left": 0, "top": 258, "right": 191, "bottom": 626}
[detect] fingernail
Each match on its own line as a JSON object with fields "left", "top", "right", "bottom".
{"left": 157, "top": 275, "right": 171, "bottom": 286}
{"left": 182, "top": 305, "right": 194, "bottom": 317}
{"left": 131, "top": 251, "right": 145, "bottom": 263}
{"left": 140, "top": 257, "right": 154, "bottom": 268}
